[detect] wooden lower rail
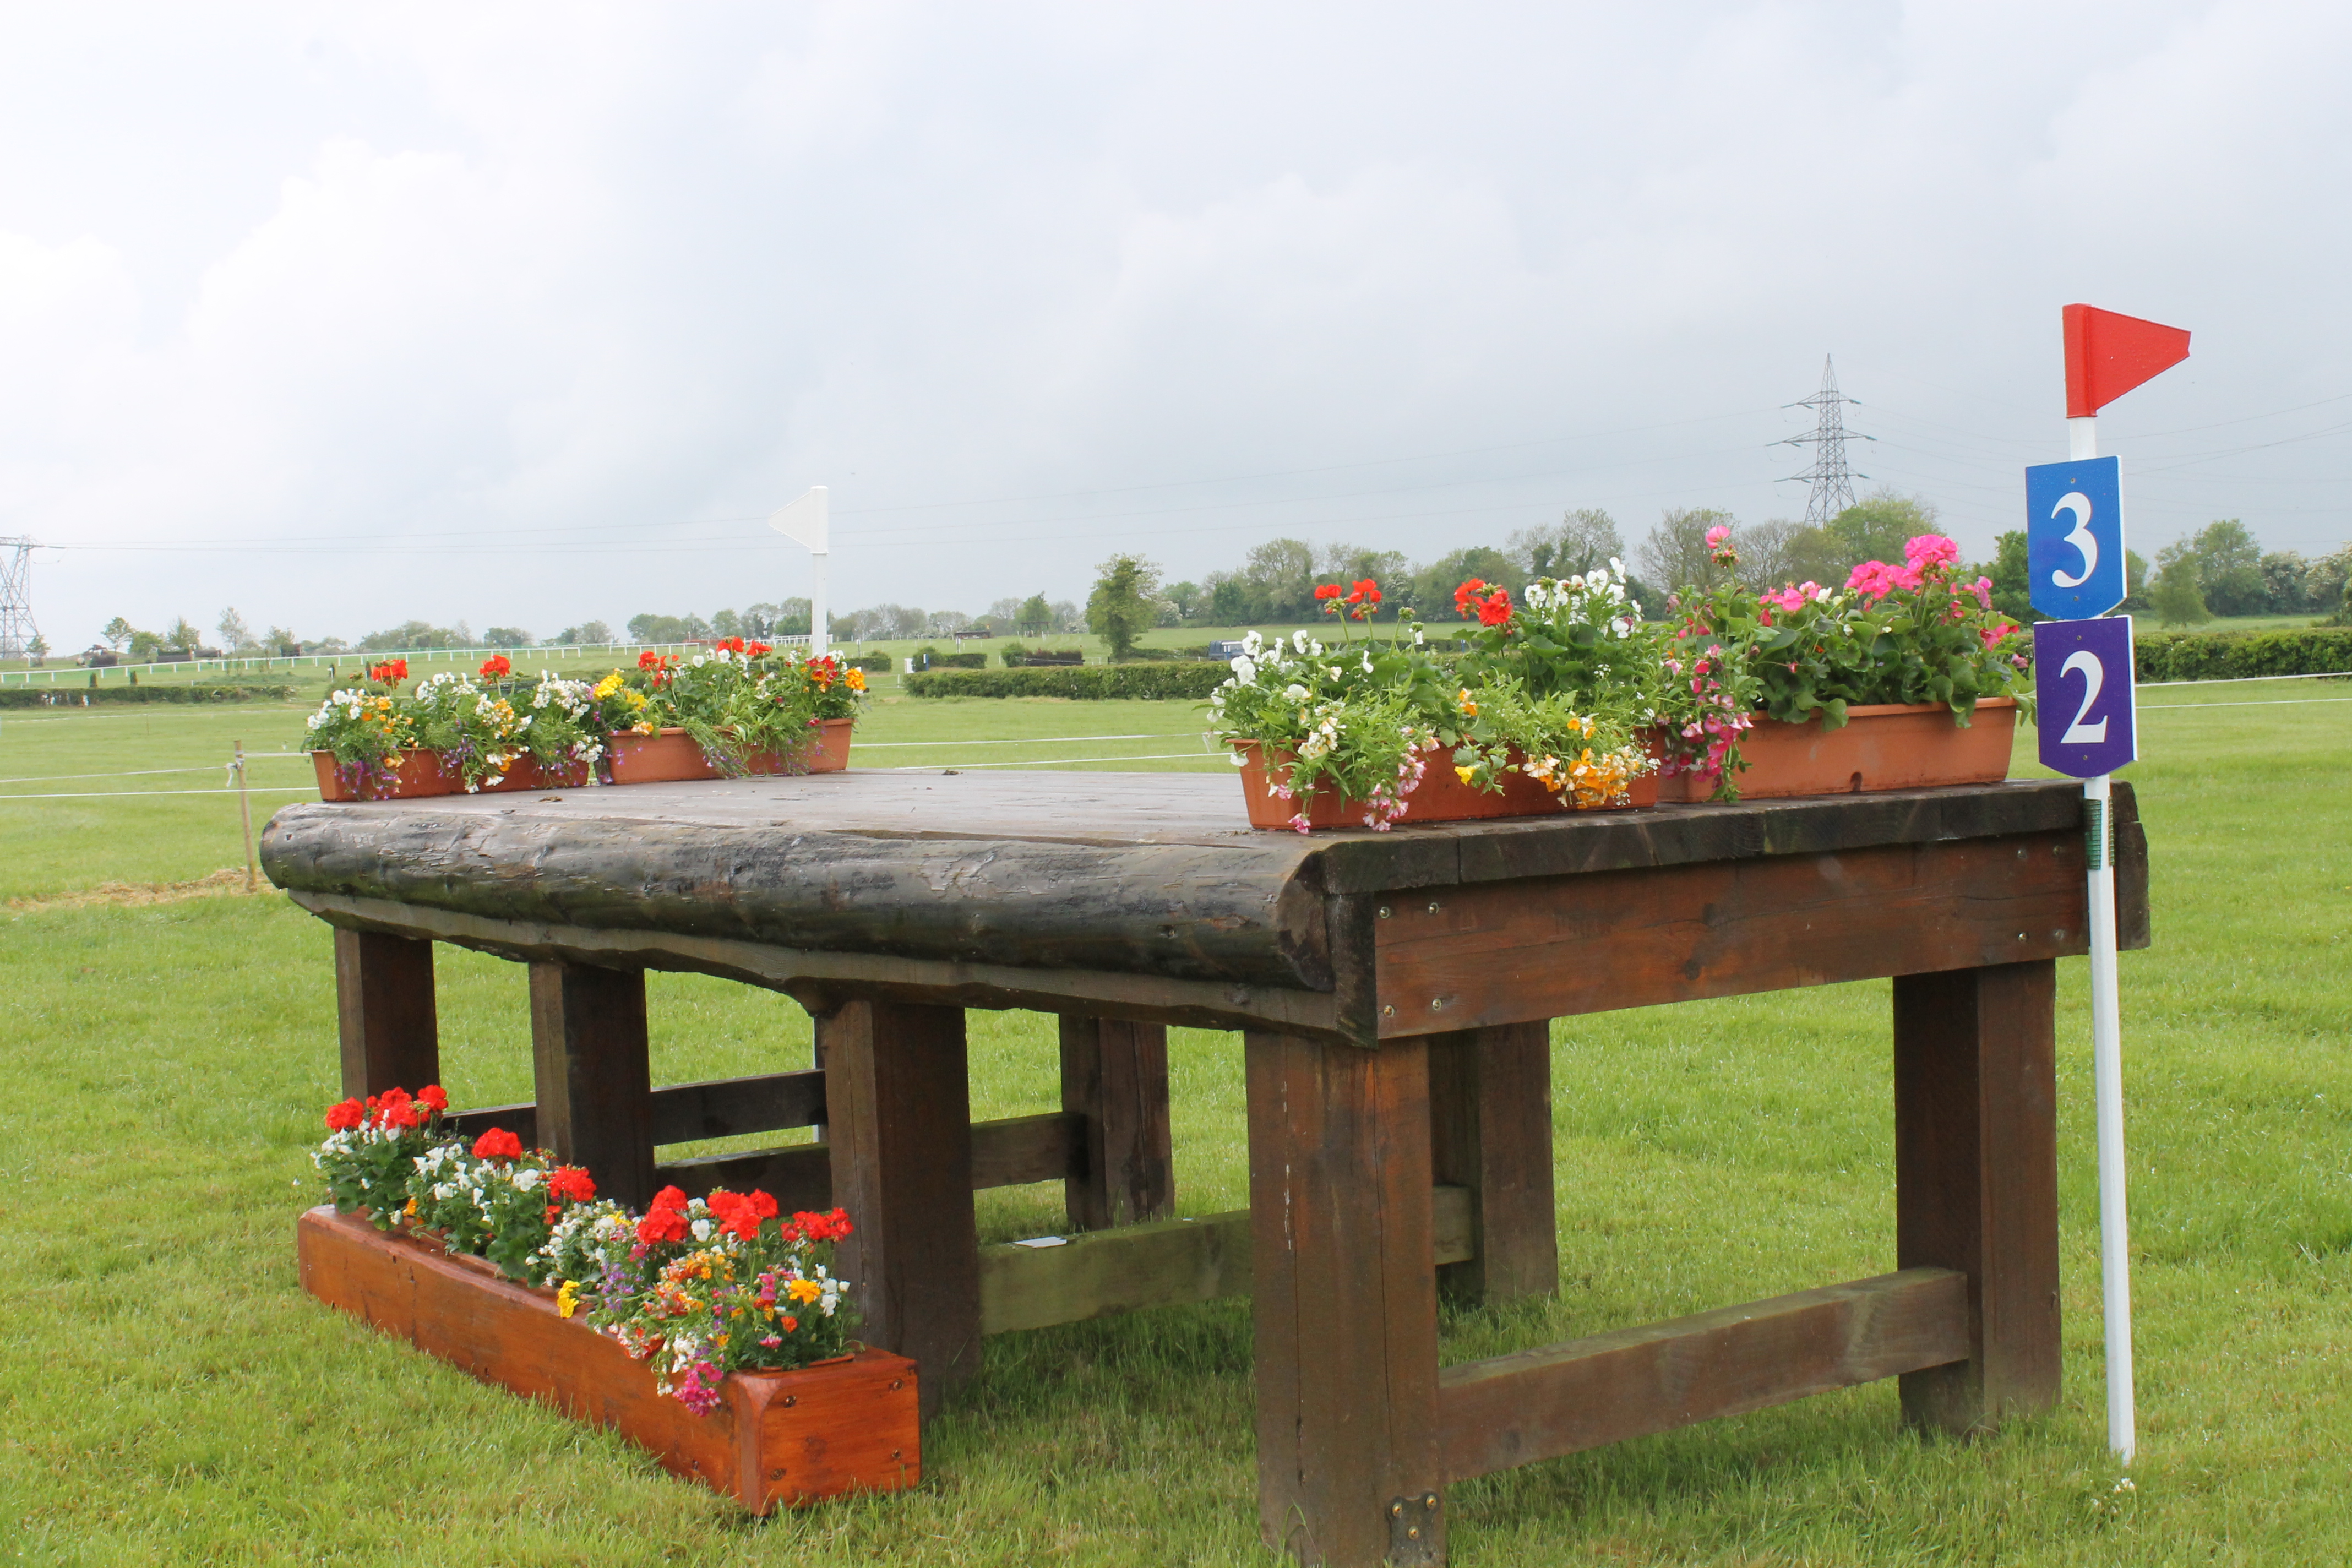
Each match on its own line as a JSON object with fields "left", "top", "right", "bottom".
{"left": 976, "top": 1186, "right": 1477, "bottom": 1336}
{"left": 1434, "top": 1267, "right": 1970, "bottom": 1482}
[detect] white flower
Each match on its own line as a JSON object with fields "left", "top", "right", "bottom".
{"left": 512, "top": 1168, "right": 542, "bottom": 1192}
{"left": 1283, "top": 683, "right": 1309, "bottom": 701}
{"left": 1243, "top": 630, "right": 1264, "bottom": 655}
{"left": 690, "top": 1218, "right": 712, "bottom": 1241}
{"left": 1231, "top": 655, "right": 1257, "bottom": 683}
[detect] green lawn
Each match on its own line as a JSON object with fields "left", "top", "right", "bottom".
{"left": 1, "top": 682, "right": 2346, "bottom": 1564}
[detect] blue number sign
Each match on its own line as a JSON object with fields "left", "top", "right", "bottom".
{"left": 2026, "top": 456, "right": 2126, "bottom": 620}
{"left": 2034, "top": 617, "right": 2138, "bottom": 778}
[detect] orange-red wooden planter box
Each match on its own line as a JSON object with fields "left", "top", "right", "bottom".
{"left": 606, "top": 720, "right": 855, "bottom": 785}
{"left": 297, "top": 1206, "right": 919, "bottom": 1511}
{"left": 1655, "top": 697, "right": 2017, "bottom": 803}
{"left": 1233, "top": 740, "right": 1657, "bottom": 830}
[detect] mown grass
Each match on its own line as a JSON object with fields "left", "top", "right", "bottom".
{"left": 1, "top": 683, "right": 2346, "bottom": 1565}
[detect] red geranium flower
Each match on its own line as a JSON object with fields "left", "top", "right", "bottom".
{"left": 787, "top": 1206, "right": 854, "bottom": 1243}
{"left": 478, "top": 655, "right": 511, "bottom": 678}
{"left": 546, "top": 1166, "right": 597, "bottom": 1205}
{"left": 1453, "top": 578, "right": 1487, "bottom": 614}
{"left": 368, "top": 658, "right": 409, "bottom": 684}
{"left": 471, "top": 1126, "right": 523, "bottom": 1160}
{"left": 636, "top": 1205, "right": 689, "bottom": 1245}
{"left": 324, "top": 1098, "right": 364, "bottom": 1131}
{"left": 745, "top": 641, "right": 772, "bottom": 658}
{"left": 638, "top": 649, "right": 662, "bottom": 669}
{"left": 416, "top": 1085, "right": 449, "bottom": 1113}
{"left": 373, "top": 1087, "right": 419, "bottom": 1130}
{"left": 707, "top": 1187, "right": 778, "bottom": 1242}
{"left": 1313, "top": 583, "right": 1344, "bottom": 601}
{"left": 1477, "top": 589, "right": 1514, "bottom": 627}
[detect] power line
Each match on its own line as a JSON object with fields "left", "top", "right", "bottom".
{"left": 0, "top": 537, "right": 38, "bottom": 660}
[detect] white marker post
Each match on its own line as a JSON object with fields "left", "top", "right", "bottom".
{"left": 2068, "top": 411, "right": 2136, "bottom": 1466}
{"left": 768, "top": 487, "right": 830, "bottom": 658}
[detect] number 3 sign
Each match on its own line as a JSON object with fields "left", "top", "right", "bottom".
{"left": 2026, "top": 456, "right": 2126, "bottom": 619}
{"left": 2034, "top": 616, "right": 2138, "bottom": 777}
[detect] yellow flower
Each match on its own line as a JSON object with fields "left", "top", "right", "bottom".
{"left": 591, "top": 672, "right": 623, "bottom": 699}
{"left": 845, "top": 668, "right": 867, "bottom": 692}
{"left": 557, "top": 1280, "right": 580, "bottom": 1319}
{"left": 786, "top": 1278, "right": 824, "bottom": 1305}
{"left": 1455, "top": 688, "right": 1478, "bottom": 717}
{"left": 1455, "top": 766, "right": 1476, "bottom": 785}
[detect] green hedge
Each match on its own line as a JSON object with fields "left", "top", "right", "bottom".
{"left": 2136, "top": 628, "right": 2352, "bottom": 683}
{"left": 911, "top": 651, "right": 988, "bottom": 669}
{"left": 0, "top": 681, "right": 297, "bottom": 709}
{"left": 905, "top": 664, "right": 1231, "bottom": 700}
{"left": 846, "top": 654, "right": 893, "bottom": 673}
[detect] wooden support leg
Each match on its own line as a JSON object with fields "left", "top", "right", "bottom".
{"left": 1427, "top": 1021, "right": 1557, "bottom": 1305}
{"left": 1247, "top": 1031, "right": 1445, "bottom": 1567}
{"left": 1893, "top": 960, "right": 2062, "bottom": 1434}
{"left": 822, "top": 999, "right": 982, "bottom": 1419}
{"left": 528, "top": 961, "right": 656, "bottom": 1213}
{"left": 334, "top": 928, "right": 438, "bottom": 1098}
{"left": 1059, "top": 1015, "right": 1175, "bottom": 1231}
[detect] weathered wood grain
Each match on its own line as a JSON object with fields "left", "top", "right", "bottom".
{"left": 1248, "top": 1032, "right": 1445, "bottom": 1567}
{"left": 446, "top": 1068, "right": 829, "bottom": 1151}
{"left": 527, "top": 961, "right": 655, "bottom": 1211}
{"left": 298, "top": 1205, "right": 918, "bottom": 1510}
{"left": 821, "top": 1000, "right": 982, "bottom": 1419}
{"left": 976, "top": 1186, "right": 1475, "bottom": 1336}
{"left": 1371, "top": 831, "right": 2094, "bottom": 1037}
{"left": 1428, "top": 1022, "right": 1557, "bottom": 1304}
{"left": 1434, "top": 1268, "right": 1970, "bottom": 1482}
{"left": 288, "top": 891, "right": 1344, "bottom": 1043}
{"left": 644, "top": 1110, "right": 1084, "bottom": 1208}
{"left": 334, "top": 928, "right": 438, "bottom": 1097}
{"left": 1894, "top": 961, "right": 2062, "bottom": 1433}
{"left": 1059, "top": 1016, "right": 1175, "bottom": 1230}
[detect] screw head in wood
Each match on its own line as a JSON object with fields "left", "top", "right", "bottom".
{"left": 1378, "top": 905, "right": 1393, "bottom": 918}
{"left": 1427, "top": 901, "right": 1440, "bottom": 914}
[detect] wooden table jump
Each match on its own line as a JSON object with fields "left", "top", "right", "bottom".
{"left": 263, "top": 770, "right": 2149, "bottom": 1567}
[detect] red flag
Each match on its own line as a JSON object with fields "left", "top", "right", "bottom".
{"left": 2064, "top": 304, "right": 2191, "bottom": 418}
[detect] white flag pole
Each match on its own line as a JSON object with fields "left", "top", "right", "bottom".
{"left": 2069, "top": 411, "right": 2136, "bottom": 1466}
{"left": 767, "top": 487, "right": 830, "bottom": 658}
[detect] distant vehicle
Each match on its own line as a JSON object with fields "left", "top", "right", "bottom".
{"left": 80, "top": 647, "right": 118, "bottom": 667}
{"left": 1206, "top": 640, "right": 1250, "bottom": 658}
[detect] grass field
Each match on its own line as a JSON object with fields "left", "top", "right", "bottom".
{"left": 2, "top": 679, "right": 2347, "bottom": 1565}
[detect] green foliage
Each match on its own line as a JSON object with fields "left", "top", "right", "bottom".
{"left": 359, "top": 619, "right": 471, "bottom": 651}
{"left": 1823, "top": 489, "right": 1939, "bottom": 570}
{"left": 911, "top": 645, "right": 987, "bottom": 669}
{"left": 1988, "top": 530, "right": 2035, "bottom": 622}
{"left": 1406, "top": 546, "right": 1520, "bottom": 620}
{"left": 2148, "top": 557, "right": 2213, "bottom": 628}
{"left": 482, "top": 625, "right": 533, "bottom": 647}
{"left": 1636, "top": 508, "right": 1742, "bottom": 594}
{"left": 906, "top": 663, "right": 1228, "bottom": 698}
{"left": 553, "top": 619, "right": 616, "bottom": 645}
{"left": 624, "top": 612, "right": 712, "bottom": 644}
{"left": 1085, "top": 553, "right": 1162, "bottom": 661}
{"left": 2135, "top": 627, "right": 2352, "bottom": 682}
{"left": 0, "top": 681, "right": 293, "bottom": 709}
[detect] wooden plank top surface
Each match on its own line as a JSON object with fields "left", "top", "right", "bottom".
{"left": 262, "top": 772, "right": 2116, "bottom": 999}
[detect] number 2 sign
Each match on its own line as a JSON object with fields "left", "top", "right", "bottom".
{"left": 2034, "top": 616, "right": 2138, "bottom": 777}
{"left": 2026, "top": 456, "right": 2126, "bottom": 620}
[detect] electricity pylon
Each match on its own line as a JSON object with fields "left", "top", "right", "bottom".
{"left": 1777, "top": 357, "right": 1873, "bottom": 522}
{"left": 0, "top": 537, "right": 37, "bottom": 659}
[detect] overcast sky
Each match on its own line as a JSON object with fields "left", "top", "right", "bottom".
{"left": 3, "top": 2, "right": 2348, "bottom": 647}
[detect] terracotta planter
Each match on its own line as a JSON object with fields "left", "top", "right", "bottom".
{"left": 312, "top": 750, "right": 565, "bottom": 801}
{"left": 605, "top": 728, "right": 721, "bottom": 784}
{"left": 297, "top": 1206, "right": 919, "bottom": 1511}
{"left": 1656, "top": 698, "right": 2017, "bottom": 802}
{"left": 806, "top": 717, "right": 854, "bottom": 773}
{"left": 1233, "top": 741, "right": 1657, "bottom": 831}
{"left": 606, "top": 722, "right": 855, "bottom": 786}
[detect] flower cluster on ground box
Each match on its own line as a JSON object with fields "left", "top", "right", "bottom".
{"left": 1207, "top": 530, "right": 2029, "bottom": 820}
{"left": 314, "top": 1088, "right": 858, "bottom": 1412}
{"left": 304, "top": 643, "right": 868, "bottom": 798}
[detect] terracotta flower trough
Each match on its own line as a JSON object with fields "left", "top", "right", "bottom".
{"left": 1657, "top": 698, "right": 2017, "bottom": 802}
{"left": 297, "top": 1206, "right": 919, "bottom": 1511}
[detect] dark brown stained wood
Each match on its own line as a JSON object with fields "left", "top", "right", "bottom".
{"left": 1893, "top": 962, "right": 2062, "bottom": 1433}
{"left": 977, "top": 1187, "right": 1475, "bottom": 1337}
{"left": 1427, "top": 1023, "right": 1558, "bottom": 1304}
{"left": 1248, "top": 1032, "right": 1444, "bottom": 1567}
{"left": 527, "top": 961, "right": 655, "bottom": 1212}
{"left": 821, "top": 999, "right": 982, "bottom": 1419}
{"left": 291, "top": 891, "right": 1344, "bottom": 1044}
{"left": 1373, "top": 831, "right": 2091, "bottom": 1037}
{"left": 646, "top": 1111, "right": 1085, "bottom": 1207}
{"left": 1434, "top": 1268, "right": 1970, "bottom": 1482}
{"left": 445, "top": 1068, "right": 829, "bottom": 1151}
{"left": 334, "top": 928, "right": 438, "bottom": 1098}
{"left": 2113, "top": 781, "right": 2152, "bottom": 950}
{"left": 1058, "top": 1016, "right": 1175, "bottom": 1230}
